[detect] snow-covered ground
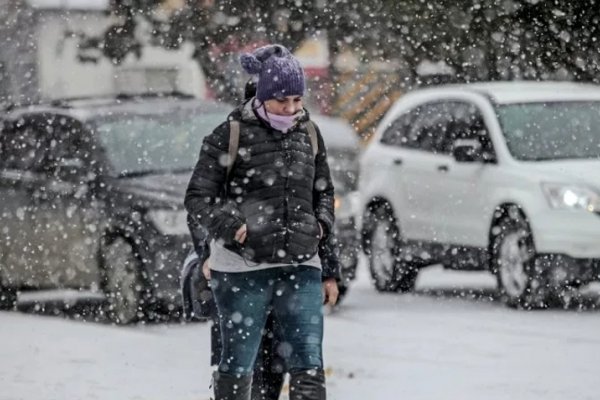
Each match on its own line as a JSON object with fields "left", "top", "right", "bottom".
{"left": 2, "top": 262, "right": 600, "bottom": 400}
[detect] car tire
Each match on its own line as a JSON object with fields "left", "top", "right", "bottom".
{"left": 362, "top": 202, "right": 418, "bottom": 293}
{"left": 490, "top": 207, "right": 553, "bottom": 309}
{"left": 0, "top": 277, "right": 17, "bottom": 311}
{"left": 100, "top": 236, "right": 151, "bottom": 324}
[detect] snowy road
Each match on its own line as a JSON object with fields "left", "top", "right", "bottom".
{"left": 1, "top": 262, "right": 599, "bottom": 400}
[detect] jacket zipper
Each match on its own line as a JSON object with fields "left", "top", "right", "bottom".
{"left": 282, "top": 134, "right": 291, "bottom": 257}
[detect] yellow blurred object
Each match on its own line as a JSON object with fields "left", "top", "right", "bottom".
{"left": 334, "top": 196, "right": 341, "bottom": 210}
{"left": 163, "top": 0, "right": 185, "bottom": 11}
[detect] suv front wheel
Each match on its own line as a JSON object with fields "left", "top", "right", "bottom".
{"left": 100, "top": 236, "right": 151, "bottom": 324}
{"left": 490, "top": 207, "right": 553, "bottom": 308}
{"left": 362, "top": 203, "right": 418, "bottom": 292}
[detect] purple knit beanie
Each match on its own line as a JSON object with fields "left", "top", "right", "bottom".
{"left": 240, "top": 44, "right": 305, "bottom": 102}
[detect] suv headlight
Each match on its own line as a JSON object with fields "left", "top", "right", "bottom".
{"left": 542, "top": 183, "right": 600, "bottom": 212}
{"left": 147, "top": 209, "right": 188, "bottom": 235}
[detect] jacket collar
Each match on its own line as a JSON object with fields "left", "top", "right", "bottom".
{"left": 228, "top": 98, "right": 311, "bottom": 127}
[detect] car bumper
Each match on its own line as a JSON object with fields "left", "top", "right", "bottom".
{"left": 531, "top": 210, "right": 600, "bottom": 259}
{"left": 535, "top": 254, "right": 600, "bottom": 286}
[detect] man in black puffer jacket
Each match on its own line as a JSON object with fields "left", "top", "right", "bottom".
{"left": 185, "top": 44, "right": 337, "bottom": 400}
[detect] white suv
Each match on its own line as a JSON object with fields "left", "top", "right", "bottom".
{"left": 359, "top": 81, "right": 600, "bottom": 308}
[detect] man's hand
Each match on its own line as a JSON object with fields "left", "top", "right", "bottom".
{"left": 234, "top": 224, "right": 247, "bottom": 244}
{"left": 322, "top": 278, "right": 339, "bottom": 306}
{"left": 202, "top": 258, "right": 211, "bottom": 280}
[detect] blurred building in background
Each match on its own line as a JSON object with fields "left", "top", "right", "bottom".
{"left": 0, "top": 0, "right": 206, "bottom": 106}
{"left": 294, "top": 32, "right": 332, "bottom": 115}
{"left": 295, "top": 34, "right": 406, "bottom": 142}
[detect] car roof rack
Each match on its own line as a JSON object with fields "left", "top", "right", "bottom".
{"left": 52, "top": 91, "right": 196, "bottom": 105}
{"left": 1, "top": 100, "right": 42, "bottom": 112}
{"left": 114, "top": 91, "right": 196, "bottom": 100}
{"left": 2, "top": 91, "right": 197, "bottom": 111}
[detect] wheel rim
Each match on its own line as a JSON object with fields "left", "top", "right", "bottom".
{"left": 370, "top": 219, "right": 395, "bottom": 284}
{"left": 104, "top": 238, "right": 141, "bottom": 323}
{"left": 498, "top": 231, "right": 531, "bottom": 298}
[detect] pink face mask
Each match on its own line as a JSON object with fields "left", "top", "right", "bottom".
{"left": 254, "top": 100, "right": 303, "bottom": 133}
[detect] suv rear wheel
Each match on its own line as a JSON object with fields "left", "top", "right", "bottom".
{"left": 362, "top": 203, "right": 418, "bottom": 292}
{"left": 0, "top": 275, "right": 17, "bottom": 311}
{"left": 490, "top": 207, "right": 553, "bottom": 308}
{"left": 100, "top": 237, "right": 150, "bottom": 324}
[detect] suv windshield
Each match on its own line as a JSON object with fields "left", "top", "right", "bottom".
{"left": 94, "top": 109, "right": 227, "bottom": 176}
{"left": 497, "top": 101, "right": 600, "bottom": 161}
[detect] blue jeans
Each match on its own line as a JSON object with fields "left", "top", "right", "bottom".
{"left": 211, "top": 265, "right": 324, "bottom": 376}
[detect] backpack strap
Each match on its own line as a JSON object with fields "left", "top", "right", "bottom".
{"left": 226, "top": 120, "right": 240, "bottom": 180}
{"left": 305, "top": 120, "right": 319, "bottom": 158}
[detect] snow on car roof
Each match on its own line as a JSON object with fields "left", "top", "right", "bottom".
{"left": 26, "top": 0, "right": 109, "bottom": 10}
{"left": 431, "top": 81, "right": 600, "bottom": 104}
{"left": 5, "top": 97, "right": 231, "bottom": 122}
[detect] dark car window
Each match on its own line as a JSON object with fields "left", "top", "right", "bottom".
{"left": 0, "top": 118, "right": 48, "bottom": 172}
{"left": 94, "top": 108, "right": 228, "bottom": 176}
{"left": 404, "top": 102, "right": 453, "bottom": 153}
{"left": 441, "top": 102, "right": 496, "bottom": 160}
{"left": 40, "top": 117, "right": 95, "bottom": 179}
{"left": 381, "top": 109, "right": 419, "bottom": 147}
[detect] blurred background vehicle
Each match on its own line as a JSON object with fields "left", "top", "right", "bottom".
{"left": 0, "top": 93, "right": 363, "bottom": 322}
{"left": 359, "top": 81, "right": 600, "bottom": 308}
{"left": 312, "top": 114, "right": 361, "bottom": 298}
{"left": 0, "top": 93, "right": 229, "bottom": 323}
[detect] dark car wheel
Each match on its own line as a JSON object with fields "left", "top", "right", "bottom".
{"left": 363, "top": 203, "right": 418, "bottom": 293}
{"left": 0, "top": 278, "right": 17, "bottom": 311}
{"left": 100, "top": 237, "right": 150, "bottom": 324}
{"left": 490, "top": 207, "right": 553, "bottom": 309}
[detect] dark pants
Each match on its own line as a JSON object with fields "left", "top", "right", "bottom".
{"left": 211, "top": 266, "right": 324, "bottom": 376}
{"left": 212, "top": 313, "right": 285, "bottom": 400}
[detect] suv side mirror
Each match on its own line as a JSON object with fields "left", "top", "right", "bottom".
{"left": 452, "top": 139, "right": 482, "bottom": 163}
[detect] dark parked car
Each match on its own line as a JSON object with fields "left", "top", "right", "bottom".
{"left": 0, "top": 94, "right": 362, "bottom": 323}
{"left": 0, "top": 93, "right": 231, "bottom": 323}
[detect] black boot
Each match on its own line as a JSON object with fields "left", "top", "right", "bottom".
{"left": 251, "top": 368, "right": 285, "bottom": 400}
{"left": 288, "top": 369, "right": 326, "bottom": 400}
{"left": 213, "top": 371, "right": 252, "bottom": 400}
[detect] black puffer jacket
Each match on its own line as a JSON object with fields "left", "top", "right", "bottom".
{"left": 184, "top": 100, "right": 335, "bottom": 265}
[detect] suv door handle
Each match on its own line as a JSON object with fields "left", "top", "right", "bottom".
{"left": 393, "top": 158, "right": 403, "bottom": 165}
{"left": 437, "top": 164, "right": 449, "bottom": 172}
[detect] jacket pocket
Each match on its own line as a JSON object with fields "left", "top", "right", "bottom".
{"left": 239, "top": 214, "right": 269, "bottom": 263}
{"left": 301, "top": 213, "right": 322, "bottom": 257}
